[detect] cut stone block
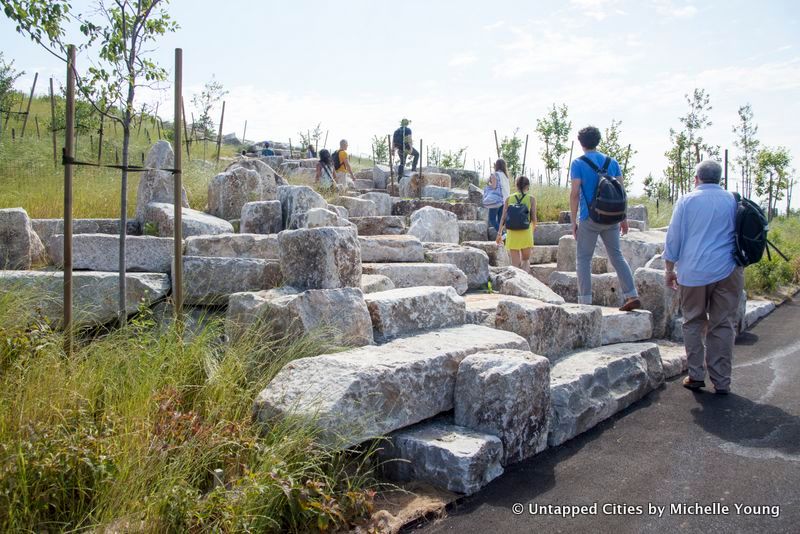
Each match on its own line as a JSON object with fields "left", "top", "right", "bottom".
{"left": 278, "top": 226, "right": 361, "bottom": 290}
{"left": 360, "top": 274, "right": 395, "bottom": 294}
{"left": 455, "top": 350, "right": 550, "bottom": 465}
{"left": 372, "top": 164, "right": 391, "bottom": 189}
{"left": 548, "top": 271, "right": 623, "bottom": 307}
{"left": 530, "top": 263, "right": 557, "bottom": 284}
{"left": 290, "top": 207, "right": 353, "bottom": 229}
{"left": 359, "top": 235, "right": 425, "bottom": 263}
{"left": 530, "top": 245, "right": 559, "bottom": 265}
{"left": 134, "top": 141, "right": 189, "bottom": 223}
{"left": 1, "top": 207, "right": 45, "bottom": 269}
{"left": 548, "top": 343, "right": 664, "bottom": 447}
{"left": 458, "top": 221, "right": 488, "bottom": 243}
{"left": 362, "top": 262, "right": 468, "bottom": 295}
{"left": 463, "top": 293, "right": 537, "bottom": 327}
{"left": 349, "top": 216, "right": 406, "bottom": 236}
{"left": 0, "top": 270, "right": 169, "bottom": 327}
{"left": 601, "top": 307, "right": 653, "bottom": 345}
{"left": 489, "top": 266, "right": 565, "bottom": 304}
{"left": 745, "top": 299, "right": 776, "bottom": 329}
{"left": 379, "top": 419, "right": 503, "bottom": 495}
{"left": 184, "top": 233, "right": 279, "bottom": 260}
{"left": 326, "top": 204, "right": 349, "bottom": 219}
{"left": 634, "top": 267, "right": 680, "bottom": 339}
{"left": 365, "top": 286, "right": 465, "bottom": 342}
{"left": 463, "top": 241, "right": 510, "bottom": 267}
{"left": 420, "top": 185, "right": 451, "bottom": 200}
{"left": 240, "top": 200, "right": 283, "bottom": 234}
{"left": 226, "top": 157, "right": 281, "bottom": 189}
{"left": 424, "top": 244, "right": 490, "bottom": 290}
{"left": 496, "top": 299, "right": 602, "bottom": 360}
{"left": 533, "top": 223, "right": 572, "bottom": 245}
{"left": 353, "top": 179, "right": 374, "bottom": 190}
{"left": 392, "top": 199, "right": 478, "bottom": 221}
{"left": 254, "top": 324, "right": 530, "bottom": 447}
{"left": 655, "top": 341, "right": 688, "bottom": 379}
{"left": 359, "top": 192, "right": 392, "bottom": 216}
{"left": 47, "top": 233, "right": 173, "bottom": 272}
{"left": 183, "top": 256, "right": 282, "bottom": 305}
{"left": 399, "top": 172, "right": 451, "bottom": 198}
{"left": 143, "top": 202, "right": 234, "bottom": 237}
{"left": 208, "top": 166, "right": 277, "bottom": 220}
{"left": 627, "top": 204, "right": 648, "bottom": 223}
{"left": 332, "top": 196, "right": 378, "bottom": 218}
{"left": 408, "top": 206, "right": 460, "bottom": 244}
{"left": 32, "top": 219, "right": 140, "bottom": 250}
{"left": 277, "top": 185, "right": 328, "bottom": 230}
{"left": 644, "top": 253, "right": 666, "bottom": 270}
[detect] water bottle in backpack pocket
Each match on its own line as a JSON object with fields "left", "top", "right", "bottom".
{"left": 506, "top": 193, "right": 530, "bottom": 230}
{"left": 579, "top": 155, "right": 627, "bottom": 224}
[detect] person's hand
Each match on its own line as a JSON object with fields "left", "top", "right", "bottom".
{"left": 572, "top": 222, "right": 578, "bottom": 239}
{"left": 665, "top": 270, "right": 678, "bottom": 291}
{"left": 495, "top": 232, "right": 504, "bottom": 245}
{"left": 620, "top": 220, "right": 629, "bottom": 236}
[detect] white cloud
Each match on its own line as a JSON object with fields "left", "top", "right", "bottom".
{"left": 484, "top": 20, "right": 505, "bottom": 31}
{"left": 653, "top": 0, "right": 698, "bottom": 19}
{"left": 449, "top": 53, "right": 478, "bottom": 67}
{"left": 569, "top": 0, "right": 620, "bottom": 21}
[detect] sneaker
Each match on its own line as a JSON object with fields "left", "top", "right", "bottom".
{"left": 682, "top": 377, "right": 706, "bottom": 390}
{"left": 619, "top": 298, "right": 642, "bottom": 312}
{"left": 714, "top": 388, "right": 730, "bottom": 395}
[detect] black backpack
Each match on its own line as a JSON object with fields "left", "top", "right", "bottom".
{"left": 579, "top": 155, "right": 627, "bottom": 224}
{"left": 331, "top": 150, "right": 344, "bottom": 171}
{"left": 506, "top": 193, "right": 530, "bottom": 230}
{"left": 732, "top": 193, "right": 769, "bottom": 266}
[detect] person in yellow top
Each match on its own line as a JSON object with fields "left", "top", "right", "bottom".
{"left": 333, "top": 139, "right": 356, "bottom": 186}
{"left": 496, "top": 175, "right": 536, "bottom": 273}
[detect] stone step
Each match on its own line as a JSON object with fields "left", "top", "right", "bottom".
{"left": 533, "top": 223, "right": 572, "bottom": 246}
{"left": 462, "top": 241, "right": 510, "bottom": 267}
{"left": 254, "top": 324, "right": 530, "bottom": 448}
{"left": 183, "top": 256, "right": 282, "bottom": 305}
{"left": 332, "top": 195, "right": 378, "bottom": 217}
{"left": 360, "top": 274, "right": 395, "bottom": 294}
{"left": 600, "top": 307, "right": 653, "bottom": 345}
{"left": 365, "top": 286, "right": 465, "bottom": 343}
{"left": 379, "top": 418, "right": 504, "bottom": 495}
{"left": 489, "top": 266, "right": 565, "bottom": 304}
{"left": 463, "top": 293, "right": 546, "bottom": 327}
{"left": 359, "top": 235, "right": 424, "bottom": 262}
{"left": 654, "top": 340, "right": 688, "bottom": 379}
{"left": 349, "top": 216, "right": 406, "bottom": 236}
{"left": 143, "top": 202, "right": 233, "bottom": 237}
{"left": 744, "top": 299, "right": 776, "bottom": 329}
{"left": 184, "top": 233, "right": 279, "bottom": 260}
{"left": 358, "top": 192, "right": 392, "bottom": 216}
{"left": 530, "top": 262, "right": 557, "bottom": 284}
{"left": 458, "top": 221, "right": 488, "bottom": 243}
{"left": 424, "top": 244, "right": 489, "bottom": 290}
{"left": 548, "top": 270, "right": 623, "bottom": 307}
{"left": 362, "top": 262, "right": 468, "bottom": 295}
{"left": 47, "top": 233, "right": 173, "bottom": 273}
{"left": 548, "top": 342, "right": 664, "bottom": 447}
{"left": 392, "top": 199, "right": 478, "bottom": 221}
{"left": 530, "top": 245, "right": 558, "bottom": 265}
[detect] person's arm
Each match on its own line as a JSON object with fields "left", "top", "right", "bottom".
{"left": 662, "top": 200, "right": 683, "bottom": 290}
{"left": 495, "top": 197, "right": 510, "bottom": 244}
{"left": 345, "top": 158, "right": 355, "bottom": 180}
{"left": 315, "top": 162, "right": 322, "bottom": 183}
{"left": 570, "top": 180, "right": 581, "bottom": 238}
{"left": 488, "top": 172, "right": 497, "bottom": 189}
{"left": 530, "top": 196, "right": 537, "bottom": 231}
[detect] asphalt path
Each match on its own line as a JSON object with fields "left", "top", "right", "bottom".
{"left": 418, "top": 299, "right": 800, "bottom": 534}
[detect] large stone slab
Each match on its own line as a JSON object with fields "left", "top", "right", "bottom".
{"left": 489, "top": 266, "right": 565, "bottom": 304}
{"left": 533, "top": 223, "right": 572, "bottom": 246}
{"left": 372, "top": 164, "right": 391, "bottom": 189}
{"left": 1, "top": 208, "right": 45, "bottom": 269}
{"left": 277, "top": 185, "right": 328, "bottom": 230}
{"left": 379, "top": 419, "right": 503, "bottom": 495}
{"left": 227, "top": 287, "right": 373, "bottom": 346}
{"left": 0, "top": 270, "right": 169, "bottom": 327}
{"left": 655, "top": 341, "right": 688, "bottom": 379}
{"left": 399, "top": 172, "right": 451, "bottom": 198}
{"left": 458, "top": 221, "right": 488, "bottom": 243}
{"left": 548, "top": 343, "right": 665, "bottom": 447}
{"left": 556, "top": 232, "right": 663, "bottom": 274}
{"left": 424, "top": 243, "right": 490, "bottom": 290}
{"left": 601, "top": 308, "right": 653, "bottom": 345}
{"left": 496, "top": 299, "right": 602, "bottom": 360}
{"left": 435, "top": 168, "right": 480, "bottom": 188}
{"left": 634, "top": 268, "right": 680, "bottom": 339}
{"left": 290, "top": 207, "right": 353, "bottom": 229}
{"left": 392, "top": 199, "right": 478, "bottom": 221}
{"left": 455, "top": 350, "right": 550, "bottom": 465}
{"left": 627, "top": 204, "right": 648, "bottom": 224}
{"left": 278, "top": 226, "right": 361, "bottom": 290}
{"left": 463, "top": 293, "right": 539, "bottom": 327}
{"left": 360, "top": 274, "right": 395, "bottom": 294}
{"left": 349, "top": 216, "right": 406, "bottom": 236}
{"left": 134, "top": 141, "right": 189, "bottom": 223}
{"left": 365, "top": 286, "right": 465, "bottom": 342}
{"left": 530, "top": 245, "right": 559, "bottom": 265}
{"left": 254, "top": 324, "right": 530, "bottom": 447}
{"left": 362, "top": 262, "right": 468, "bottom": 295}
{"left": 359, "top": 235, "right": 424, "bottom": 263}
{"left": 47, "top": 233, "right": 173, "bottom": 272}
{"left": 744, "top": 299, "right": 776, "bottom": 329}
{"left": 183, "top": 256, "right": 282, "bottom": 305}
{"left": 208, "top": 166, "right": 277, "bottom": 220}
{"left": 407, "top": 206, "right": 459, "bottom": 243}
{"left": 463, "top": 241, "right": 510, "bottom": 267}
{"left": 143, "top": 202, "right": 233, "bottom": 237}
{"left": 548, "top": 271, "right": 622, "bottom": 307}
{"left": 359, "top": 192, "right": 392, "bottom": 216}
{"left": 32, "top": 219, "right": 140, "bottom": 248}
{"left": 332, "top": 196, "right": 378, "bottom": 218}
{"left": 226, "top": 157, "right": 280, "bottom": 190}
{"left": 184, "top": 233, "right": 279, "bottom": 260}
{"left": 240, "top": 200, "right": 283, "bottom": 234}
{"left": 530, "top": 263, "right": 557, "bottom": 285}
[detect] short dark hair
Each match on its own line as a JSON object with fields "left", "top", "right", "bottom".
{"left": 264, "top": 142, "right": 270, "bottom": 148}
{"left": 578, "top": 126, "right": 601, "bottom": 150}
{"left": 516, "top": 175, "right": 530, "bottom": 191}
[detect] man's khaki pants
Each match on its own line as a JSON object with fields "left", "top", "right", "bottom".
{"left": 680, "top": 267, "right": 744, "bottom": 390}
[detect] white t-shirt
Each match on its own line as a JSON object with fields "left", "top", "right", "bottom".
{"left": 495, "top": 171, "right": 511, "bottom": 200}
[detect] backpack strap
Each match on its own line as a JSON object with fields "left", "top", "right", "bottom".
{"left": 579, "top": 155, "right": 600, "bottom": 173}
{"left": 601, "top": 156, "right": 611, "bottom": 173}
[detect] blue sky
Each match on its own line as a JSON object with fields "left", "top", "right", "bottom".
{"left": 2, "top": 0, "right": 799, "bottom": 203}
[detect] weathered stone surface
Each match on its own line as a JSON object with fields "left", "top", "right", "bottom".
{"left": 359, "top": 192, "right": 392, "bottom": 216}
{"left": 655, "top": 341, "right": 688, "bottom": 378}
{"left": 32, "top": 219, "right": 140, "bottom": 250}
{"left": 143, "top": 202, "right": 234, "bottom": 237}
{"left": 240, "top": 200, "right": 283, "bottom": 234}
{"left": 627, "top": 204, "right": 648, "bottom": 223}
{"left": 47, "top": 233, "right": 172, "bottom": 272}
{"left": 225, "top": 157, "right": 279, "bottom": 189}
{"left": 548, "top": 343, "right": 664, "bottom": 447}
{"left": 332, "top": 196, "right": 378, "bottom": 218}
{"left": 277, "top": 185, "right": 328, "bottom": 229}
{"left": 530, "top": 263, "right": 557, "bottom": 284}
{"left": 227, "top": 287, "right": 373, "bottom": 346}
{"left": 489, "top": 266, "right": 565, "bottom": 304}
{"left": 455, "top": 350, "right": 550, "bottom": 465}
{"left": 558, "top": 211, "right": 571, "bottom": 224}
{"left": 254, "top": 324, "right": 530, "bottom": 447}
{"left": 353, "top": 179, "right": 374, "bottom": 190}
{"left": 556, "top": 235, "right": 603, "bottom": 272}
{"left": 362, "top": 262, "right": 468, "bottom": 295}
{"left": 184, "top": 233, "right": 279, "bottom": 260}
{"left": 420, "top": 184, "right": 451, "bottom": 200}
{"left": 435, "top": 168, "right": 480, "bottom": 188}
{"left": 399, "top": 172, "right": 451, "bottom": 198}
{"left": 458, "top": 221, "right": 488, "bottom": 243}
{"left": 496, "top": 299, "right": 602, "bottom": 360}
{"left": 326, "top": 204, "right": 349, "bottom": 219}
{"left": 349, "top": 216, "right": 406, "bottom": 236}
{"left": 634, "top": 267, "right": 680, "bottom": 339}
{"left": 208, "top": 166, "right": 276, "bottom": 220}
{"left": 548, "top": 271, "right": 623, "bottom": 307}
{"left": 0, "top": 270, "right": 169, "bottom": 326}
{"left": 134, "top": 141, "right": 189, "bottom": 223}
{"left": 468, "top": 183, "right": 482, "bottom": 204}
{"left": 745, "top": 299, "right": 776, "bottom": 329}
{"left": 463, "top": 241, "right": 510, "bottom": 267}
{"left": 424, "top": 244, "right": 490, "bottom": 290}
{"left": 530, "top": 245, "right": 559, "bottom": 265}
{"left": 360, "top": 274, "right": 395, "bottom": 294}
{"left": 392, "top": 199, "right": 478, "bottom": 221}
{"left": 183, "top": 256, "right": 281, "bottom": 305}
{"left": 1, "top": 208, "right": 45, "bottom": 269}
{"left": 379, "top": 419, "right": 503, "bottom": 495}
{"left": 533, "top": 223, "right": 572, "bottom": 245}
{"left": 278, "top": 226, "right": 361, "bottom": 290}
{"left": 601, "top": 308, "right": 653, "bottom": 345}
{"left": 372, "top": 164, "right": 391, "bottom": 189}
{"left": 644, "top": 253, "right": 666, "bottom": 270}
{"left": 408, "top": 206, "right": 459, "bottom": 243}
{"left": 365, "top": 286, "right": 465, "bottom": 342}
{"left": 463, "top": 293, "right": 538, "bottom": 327}
{"left": 628, "top": 219, "right": 647, "bottom": 231}
{"left": 359, "top": 235, "right": 424, "bottom": 263}
{"left": 290, "top": 208, "right": 353, "bottom": 229}
{"left": 617, "top": 231, "right": 665, "bottom": 271}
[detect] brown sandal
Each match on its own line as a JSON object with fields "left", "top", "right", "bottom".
{"left": 619, "top": 298, "right": 642, "bottom": 312}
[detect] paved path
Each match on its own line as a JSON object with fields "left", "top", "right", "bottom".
{"left": 419, "top": 300, "right": 800, "bottom": 534}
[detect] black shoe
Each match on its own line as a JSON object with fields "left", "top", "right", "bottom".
{"left": 714, "top": 388, "right": 730, "bottom": 395}
{"left": 682, "top": 377, "right": 706, "bottom": 390}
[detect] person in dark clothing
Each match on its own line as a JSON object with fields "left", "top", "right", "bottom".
{"left": 393, "top": 118, "right": 419, "bottom": 177}
{"left": 261, "top": 142, "right": 275, "bottom": 156}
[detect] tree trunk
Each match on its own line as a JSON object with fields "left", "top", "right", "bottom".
{"left": 767, "top": 172, "right": 774, "bottom": 222}
{"left": 119, "top": 119, "right": 130, "bottom": 325}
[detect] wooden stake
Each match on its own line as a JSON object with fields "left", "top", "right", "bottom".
{"left": 20, "top": 72, "right": 38, "bottom": 138}
{"left": 49, "top": 78, "right": 58, "bottom": 167}
{"left": 215, "top": 101, "right": 225, "bottom": 163}
{"left": 35, "top": 115, "right": 40, "bottom": 138}
{"left": 494, "top": 130, "right": 500, "bottom": 158}
{"left": 153, "top": 102, "right": 160, "bottom": 139}
{"left": 181, "top": 97, "right": 191, "bottom": 159}
{"left": 137, "top": 104, "right": 145, "bottom": 137}
{"left": 173, "top": 48, "right": 184, "bottom": 324}
{"left": 418, "top": 139, "right": 423, "bottom": 200}
{"left": 522, "top": 134, "right": 529, "bottom": 176}
{"left": 289, "top": 137, "right": 293, "bottom": 159}
{"left": 388, "top": 134, "right": 395, "bottom": 192}
{"left": 241, "top": 120, "right": 247, "bottom": 147}
{"left": 323, "top": 130, "right": 329, "bottom": 150}
{"left": 566, "top": 140, "right": 574, "bottom": 185}
{"left": 64, "top": 46, "right": 76, "bottom": 355}
{"left": 724, "top": 148, "right": 729, "bottom": 190}
{"left": 97, "top": 115, "right": 104, "bottom": 163}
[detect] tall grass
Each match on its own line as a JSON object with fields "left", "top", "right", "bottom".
{"left": 0, "top": 294, "right": 379, "bottom": 532}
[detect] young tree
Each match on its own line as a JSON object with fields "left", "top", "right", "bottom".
{"left": 535, "top": 104, "right": 571, "bottom": 185}
{"left": 663, "top": 128, "right": 694, "bottom": 200}
{"left": 191, "top": 75, "right": 227, "bottom": 141}
{"left": 3, "top": 0, "right": 178, "bottom": 325}
{"left": 440, "top": 147, "right": 466, "bottom": 169}
{"left": 679, "top": 88, "right": 719, "bottom": 163}
{"left": 0, "top": 51, "right": 24, "bottom": 117}
{"left": 372, "top": 134, "right": 388, "bottom": 164}
{"left": 732, "top": 104, "right": 759, "bottom": 197}
{"left": 597, "top": 119, "right": 636, "bottom": 180}
{"left": 755, "top": 147, "right": 791, "bottom": 221}
{"left": 500, "top": 129, "right": 523, "bottom": 178}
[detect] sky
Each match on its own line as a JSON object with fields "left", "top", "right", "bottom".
{"left": 2, "top": 0, "right": 799, "bottom": 205}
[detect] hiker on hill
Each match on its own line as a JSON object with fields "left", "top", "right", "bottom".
{"left": 306, "top": 144, "right": 317, "bottom": 158}
{"left": 392, "top": 118, "right": 419, "bottom": 177}
{"left": 483, "top": 158, "right": 512, "bottom": 232}
{"left": 663, "top": 160, "right": 742, "bottom": 395}
{"left": 496, "top": 176, "right": 536, "bottom": 272}
{"left": 332, "top": 139, "right": 356, "bottom": 186}
{"left": 315, "top": 149, "right": 337, "bottom": 191}
{"left": 570, "top": 125, "right": 641, "bottom": 312}
{"left": 261, "top": 142, "right": 275, "bottom": 156}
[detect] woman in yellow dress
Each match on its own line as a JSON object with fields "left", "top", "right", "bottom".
{"left": 496, "top": 176, "right": 536, "bottom": 272}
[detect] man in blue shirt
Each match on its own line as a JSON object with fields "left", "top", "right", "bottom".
{"left": 570, "top": 126, "right": 640, "bottom": 312}
{"left": 663, "top": 160, "right": 743, "bottom": 395}
{"left": 261, "top": 142, "right": 275, "bottom": 157}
